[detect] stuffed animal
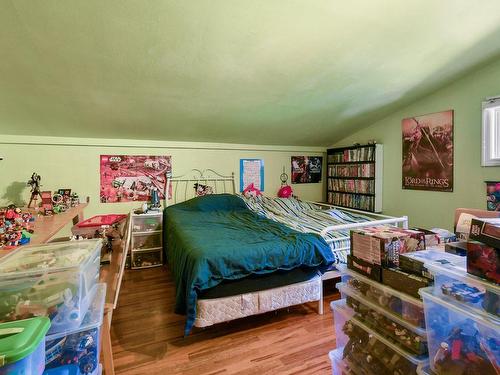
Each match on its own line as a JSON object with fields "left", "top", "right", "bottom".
{"left": 242, "top": 183, "right": 262, "bottom": 198}
{"left": 278, "top": 185, "right": 293, "bottom": 198}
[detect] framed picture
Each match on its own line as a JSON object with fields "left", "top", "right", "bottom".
{"left": 291, "top": 156, "right": 323, "bottom": 184}
{"left": 486, "top": 181, "right": 500, "bottom": 211}
{"left": 240, "top": 159, "right": 264, "bottom": 192}
{"left": 402, "top": 110, "right": 454, "bottom": 192}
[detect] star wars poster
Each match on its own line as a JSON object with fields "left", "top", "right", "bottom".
{"left": 402, "top": 110, "right": 453, "bottom": 192}
{"left": 291, "top": 156, "right": 323, "bottom": 184}
{"left": 100, "top": 155, "right": 172, "bottom": 203}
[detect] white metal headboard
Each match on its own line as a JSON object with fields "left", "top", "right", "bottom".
{"left": 165, "top": 169, "right": 236, "bottom": 206}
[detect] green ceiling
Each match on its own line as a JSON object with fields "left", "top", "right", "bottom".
{"left": 2, "top": 1, "right": 500, "bottom": 146}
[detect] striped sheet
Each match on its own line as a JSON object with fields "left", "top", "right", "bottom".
{"left": 241, "top": 196, "right": 371, "bottom": 263}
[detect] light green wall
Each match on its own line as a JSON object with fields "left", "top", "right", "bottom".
{"left": 0, "top": 136, "right": 325, "bottom": 227}
{"left": 334, "top": 57, "right": 500, "bottom": 230}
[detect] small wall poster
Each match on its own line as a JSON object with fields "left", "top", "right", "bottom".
{"left": 291, "top": 156, "right": 323, "bottom": 184}
{"left": 240, "top": 159, "right": 264, "bottom": 192}
{"left": 486, "top": 181, "right": 500, "bottom": 211}
{"left": 100, "top": 155, "right": 172, "bottom": 203}
{"left": 402, "top": 110, "right": 454, "bottom": 192}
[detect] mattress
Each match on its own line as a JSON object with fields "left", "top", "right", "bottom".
{"left": 194, "top": 274, "right": 322, "bottom": 328}
{"left": 198, "top": 267, "right": 320, "bottom": 299}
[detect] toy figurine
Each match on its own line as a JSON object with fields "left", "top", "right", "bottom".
{"left": 27, "top": 173, "right": 42, "bottom": 208}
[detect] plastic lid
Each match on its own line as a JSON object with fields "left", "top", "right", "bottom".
{"left": 419, "top": 287, "right": 499, "bottom": 328}
{"left": 76, "top": 214, "right": 127, "bottom": 228}
{"left": 46, "top": 283, "right": 106, "bottom": 341}
{"left": 336, "top": 282, "right": 427, "bottom": 336}
{"left": 400, "top": 249, "right": 465, "bottom": 264}
{"left": 337, "top": 264, "right": 424, "bottom": 307}
{"left": 0, "top": 239, "right": 102, "bottom": 276}
{"left": 331, "top": 300, "right": 429, "bottom": 365}
{"left": 0, "top": 316, "right": 50, "bottom": 365}
{"left": 424, "top": 255, "right": 500, "bottom": 294}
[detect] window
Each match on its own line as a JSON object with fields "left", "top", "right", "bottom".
{"left": 482, "top": 97, "right": 500, "bottom": 166}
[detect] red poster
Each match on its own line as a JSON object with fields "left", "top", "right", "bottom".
{"left": 100, "top": 155, "right": 172, "bottom": 203}
{"left": 402, "top": 110, "right": 454, "bottom": 192}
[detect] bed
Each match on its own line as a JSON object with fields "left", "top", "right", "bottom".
{"left": 164, "top": 169, "right": 409, "bottom": 335}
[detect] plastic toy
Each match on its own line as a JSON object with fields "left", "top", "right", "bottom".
{"left": 242, "top": 183, "right": 262, "bottom": 198}
{"left": 277, "top": 169, "right": 294, "bottom": 198}
{"left": 433, "top": 325, "right": 499, "bottom": 374}
{"left": 346, "top": 295, "right": 427, "bottom": 355}
{"left": 341, "top": 319, "right": 419, "bottom": 375}
{"left": 277, "top": 185, "right": 293, "bottom": 198}
{"left": 27, "top": 172, "right": 42, "bottom": 208}
{"left": 0, "top": 204, "right": 35, "bottom": 249}
{"left": 45, "top": 329, "right": 99, "bottom": 375}
{"left": 441, "top": 282, "right": 484, "bottom": 304}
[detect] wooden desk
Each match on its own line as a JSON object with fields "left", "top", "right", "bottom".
{"left": 0, "top": 203, "right": 88, "bottom": 258}
{"left": 30, "top": 203, "right": 88, "bottom": 245}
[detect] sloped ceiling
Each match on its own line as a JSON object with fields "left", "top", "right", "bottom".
{"left": 2, "top": 1, "right": 500, "bottom": 146}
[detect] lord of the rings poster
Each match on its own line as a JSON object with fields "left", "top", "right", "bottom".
{"left": 402, "top": 110, "right": 454, "bottom": 192}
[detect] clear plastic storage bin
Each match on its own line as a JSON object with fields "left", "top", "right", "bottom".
{"left": 331, "top": 299, "right": 428, "bottom": 374}
{"left": 338, "top": 282, "right": 428, "bottom": 355}
{"left": 0, "top": 240, "right": 102, "bottom": 334}
{"left": 420, "top": 287, "right": 499, "bottom": 375}
{"left": 131, "top": 213, "right": 162, "bottom": 233}
{"left": 0, "top": 316, "right": 50, "bottom": 375}
{"left": 330, "top": 300, "right": 355, "bottom": 349}
{"left": 131, "top": 232, "right": 162, "bottom": 251}
{"left": 329, "top": 347, "right": 358, "bottom": 375}
{"left": 424, "top": 255, "right": 499, "bottom": 318}
{"left": 339, "top": 265, "right": 426, "bottom": 328}
{"left": 131, "top": 249, "right": 163, "bottom": 269}
{"left": 44, "top": 283, "right": 106, "bottom": 375}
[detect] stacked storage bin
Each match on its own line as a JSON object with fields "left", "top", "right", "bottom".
{"left": 0, "top": 240, "right": 106, "bottom": 375}
{"left": 328, "top": 226, "right": 434, "bottom": 375}
{"left": 417, "top": 249, "right": 499, "bottom": 374}
{"left": 0, "top": 317, "right": 50, "bottom": 375}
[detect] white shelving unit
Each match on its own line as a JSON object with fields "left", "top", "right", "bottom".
{"left": 128, "top": 210, "right": 163, "bottom": 269}
{"left": 326, "top": 143, "right": 383, "bottom": 213}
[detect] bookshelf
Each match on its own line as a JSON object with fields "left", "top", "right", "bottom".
{"left": 326, "top": 144, "right": 383, "bottom": 212}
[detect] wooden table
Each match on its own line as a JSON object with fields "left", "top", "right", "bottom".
{"left": 29, "top": 203, "right": 88, "bottom": 244}
{"left": 0, "top": 203, "right": 88, "bottom": 258}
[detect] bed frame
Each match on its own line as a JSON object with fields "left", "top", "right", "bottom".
{"left": 165, "top": 169, "right": 409, "bottom": 326}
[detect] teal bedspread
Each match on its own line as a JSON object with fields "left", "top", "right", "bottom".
{"left": 164, "top": 194, "right": 334, "bottom": 335}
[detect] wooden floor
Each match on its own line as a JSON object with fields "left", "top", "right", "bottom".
{"left": 111, "top": 266, "right": 340, "bottom": 375}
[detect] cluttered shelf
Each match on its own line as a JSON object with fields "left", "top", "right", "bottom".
{"left": 328, "top": 211, "right": 500, "bottom": 375}
{"left": 327, "top": 190, "right": 375, "bottom": 197}
{"left": 0, "top": 202, "right": 88, "bottom": 259}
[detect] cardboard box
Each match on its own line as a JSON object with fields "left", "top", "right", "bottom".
{"left": 466, "top": 241, "right": 500, "bottom": 284}
{"left": 347, "top": 254, "right": 382, "bottom": 282}
{"left": 382, "top": 267, "right": 432, "bottom": 299}
{"left": 445, "top": 241, "right": 468, "bottom": 256}
{"left": 350, "top": 226, "right": 425, "bottom": 268}
{"left": 469, "top": 218, "right": 500, "bottom": 249}
{"left": 411, "top": 228, "right": 441, "bottom": 248}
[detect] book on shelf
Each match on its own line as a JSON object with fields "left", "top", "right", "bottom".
{"left": 327, "top": 146, "right": 375, "bottom": 163}
{"left": 328, "top": 178, "right": 375, "bottom": 194}
{"left": 328, "top": 164, "right": 375, "bottom": 178}
{"left": 327, "top": 192, "right": 374, "bottom": 211}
